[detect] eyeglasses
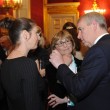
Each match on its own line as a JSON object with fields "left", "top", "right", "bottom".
{"left": 55, "top": 39, "right": 71, "bottom": 47}
{"left": 37, "top": 32, "right": 42, "bottom": 37}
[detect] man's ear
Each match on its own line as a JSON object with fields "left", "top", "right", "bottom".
{"left": 22, "top": 30, "right": 30, "bottom": 40}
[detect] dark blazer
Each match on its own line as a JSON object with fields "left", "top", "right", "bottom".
{"left": 57, "top": 34, "right": 110, "bottom": 110}
{"left": 28, "top": 47, "right": 49, "bottom": 110}
{"left": 0, "top": 45, "right": 6, "bottom": 62}
{"left": 0, "top": 75, "right": 8, "bottom": 110}
{"left": 46, "top": 57, "right": 82, "bottom": 110}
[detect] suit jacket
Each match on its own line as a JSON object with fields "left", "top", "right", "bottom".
{"left": 57, "top": 34, "right": 110, "bottom": 110}
{"left": 0, "top": 45, "right": 6, "bottom": 62}
{"left": 0, "top": 76, "right": 8, "bottom": 110}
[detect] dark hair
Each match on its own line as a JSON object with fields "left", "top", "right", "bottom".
{"left": 63, "top": 22, "right": 81, "bottom": 51}
{"left": 0, "top": 17, "right": 36, "bottom": 45}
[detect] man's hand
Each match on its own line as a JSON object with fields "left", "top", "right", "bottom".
{"left": 49, "top": 49, "right": 64, "bottom": 68}
{"left": 63, "top": 54, "right": 72, "bottom": 66}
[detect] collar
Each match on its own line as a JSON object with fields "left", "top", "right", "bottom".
{"left": 94, "top": 33, "right": 109, "bottom": 45}
{"left": 69, "top": 55, "right": 77, "bottom": 74}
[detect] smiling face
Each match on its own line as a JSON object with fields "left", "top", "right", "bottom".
{"left": 51, "top": 30, "right": 75, "bottom": 56}
{"left": 55, "top": 38, "right": 73, "bottom": 55}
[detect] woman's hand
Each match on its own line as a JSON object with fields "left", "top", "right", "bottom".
{"left": 35, "top": 59, "right": 46, "bottom": 77}
{"left": 48, "top": 94, "right": 68, "bottom": 108}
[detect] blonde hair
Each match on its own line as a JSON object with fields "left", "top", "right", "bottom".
{"left": 50, "top": 30, "right": 76, "bottom": 55}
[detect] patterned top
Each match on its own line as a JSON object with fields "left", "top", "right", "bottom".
{"left": 0, "top": 57, "right": 41, "bottom": 110}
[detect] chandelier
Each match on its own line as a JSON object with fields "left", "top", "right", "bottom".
{"left": 84, "top": 0, "right": 106, "bottom": 14}
{"left": 1, "top": 0, "right": 22, "bottom": 15}
{"left": 2, "top": 0, "right": 22, "bottom": 10}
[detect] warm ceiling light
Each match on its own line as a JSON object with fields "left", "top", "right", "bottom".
{"left": 2, "top": 0, "right": 22, "bottom": 10}
{"left": 84, "top": 0, "right": 106, "bottom": 14}
{"left": 1, "top": 0, "right": 22, "bottom": 15}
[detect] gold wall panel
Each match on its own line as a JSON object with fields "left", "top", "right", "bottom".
{"left": 43, "top": 2, "right": 80, "bottom": 43}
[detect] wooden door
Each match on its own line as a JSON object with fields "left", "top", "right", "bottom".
{"left": 43, "top": 2, "right": 80, "bottom": 43}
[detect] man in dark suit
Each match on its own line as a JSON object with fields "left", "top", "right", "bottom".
{"left": 49, "top": 12, "right": 110, "bottom": 110}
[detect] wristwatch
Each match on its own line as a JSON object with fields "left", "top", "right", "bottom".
{"left": 67, "top": 98, "right": 74, "bottom": 106}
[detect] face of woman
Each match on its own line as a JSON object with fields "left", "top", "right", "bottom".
{"left": 55, "top": 38, "right": 73, "bottom": 56}
{"left": 29, "top": 26, "right": 41, "bottom": 49}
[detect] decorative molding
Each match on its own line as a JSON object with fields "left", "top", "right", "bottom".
{"left": 46, "top": 2, "right": 80, "bottom": 14}
{"left": 43, "top": 2, "right": 80, "bottom": 42}
{"left": 14, "top": 0, "right": 31, "bottom": 18}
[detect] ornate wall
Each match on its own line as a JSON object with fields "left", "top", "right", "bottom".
{"left": 31, "top": 0, "right": 43, "bottom": 31}
{"left": 43, "top": 2, "right": 80, "bottom": 42}
{"left": 48, "top": 0, "right": 79, "bottom": 3}
{"left": 31, "top": 0, "right": 110, "bottom": 30}
{"left": 0, "top": 0, "right": 110, "bottom": 30}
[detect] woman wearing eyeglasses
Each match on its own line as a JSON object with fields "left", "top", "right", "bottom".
{"left": 46, "top": 30, "right": 82, "bottom": 110}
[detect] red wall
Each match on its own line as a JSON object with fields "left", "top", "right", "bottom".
{"left": 48, "top": 0, "right": 79, "bottom": 3}
{"left": 31, "top": 0, "right": 43, "bottom": 31}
